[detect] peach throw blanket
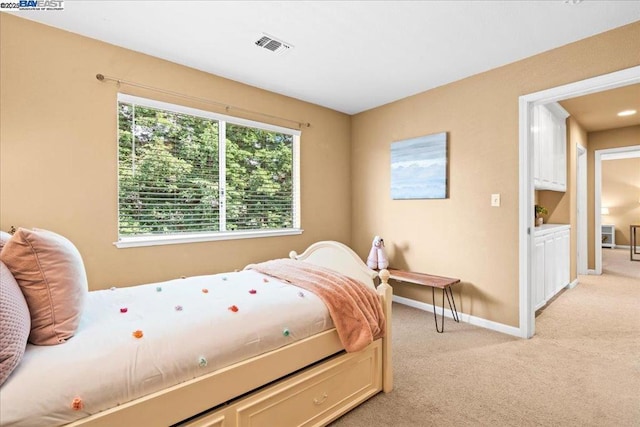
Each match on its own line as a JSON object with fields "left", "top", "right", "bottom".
{"left": 247, "top": 259, "right": 385, "bottom": 352}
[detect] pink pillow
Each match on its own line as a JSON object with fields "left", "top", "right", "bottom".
{"left": 0, "top": 228, "right": 87, "bottom": 345}
{"left": 0, "top": 261, "right": 30, "bottom": 386}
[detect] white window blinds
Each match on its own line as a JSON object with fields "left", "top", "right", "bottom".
{"left": 117, "top": 94, "right": 300, "bottom": 244}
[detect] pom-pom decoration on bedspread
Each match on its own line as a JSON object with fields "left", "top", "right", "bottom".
{"left": 0, "top": 269, "right": 337, "bottom": 427}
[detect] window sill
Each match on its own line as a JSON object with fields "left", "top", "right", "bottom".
{"left": 114, "top": 228, "right": 304, "bottom": 248}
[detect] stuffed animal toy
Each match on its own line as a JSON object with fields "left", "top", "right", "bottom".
{"left": 366, "top": 236, "right": 389, "bottom": 270}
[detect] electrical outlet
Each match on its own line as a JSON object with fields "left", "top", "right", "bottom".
{"left": 491, "top": 193, "right": 501, "bottom": 207}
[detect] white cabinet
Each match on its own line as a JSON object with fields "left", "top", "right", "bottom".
{"left": 533, "top": 103, "right": 569, "bottom": 192}
{"left": 543, "top": 235, "right": 556, "bottom": 301}
{"left": 533, "top": 225, "right": 571, "bottom": 311}
{"left": 556, "top": 229, "right": 570, "bottom": 294}
{"left": 533, "top": 238, "right": 546, "bottom": 310}
{"left": 601, "top": 224, "right": 615, "bottom": 248}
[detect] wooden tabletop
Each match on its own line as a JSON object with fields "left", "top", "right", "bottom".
{"left": 387, "top": 268, "right": 460, "bottom": 289}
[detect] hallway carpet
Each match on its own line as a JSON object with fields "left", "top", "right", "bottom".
{"left": 330, "top": 249, "right": 639, "bottom": 426}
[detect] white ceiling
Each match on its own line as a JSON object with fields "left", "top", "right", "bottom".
{"left": 10, "top": 1, "right": 640, "bottom": 114}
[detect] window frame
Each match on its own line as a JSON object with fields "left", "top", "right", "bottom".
{"left": 114, "top": 94, "right": 302, "bottom": 248}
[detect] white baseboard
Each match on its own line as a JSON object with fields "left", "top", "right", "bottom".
{"left": 566, "top": 278, "right": 579, "bottom": 289}
{"left": 613, "top": 244, "right": 637, "bottom": 250}
{"left": 392, "top": 295, "right": 521, "bottom": 337}
{"left": 587, "top": 269, "right": 597, "bottom": 275}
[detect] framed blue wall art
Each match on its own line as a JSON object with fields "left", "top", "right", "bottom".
{"left": 390, "top": 132, "right": 448, "bottom": 199}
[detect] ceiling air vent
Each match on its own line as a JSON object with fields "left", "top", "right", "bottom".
{"left": 254, "top": 33, "right": 293, "bottom": 55}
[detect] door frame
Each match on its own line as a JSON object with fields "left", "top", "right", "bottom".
{"left": 518, "top": 65, "right": 640, "bottom": 339}
{"left": 595, "top": 145, "right": 640, "bottom": 273}
{"left": 576, "top": 144, "right": 587, "bottom": 275}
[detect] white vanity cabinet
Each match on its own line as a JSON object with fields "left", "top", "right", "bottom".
{"left": 533, "top": 224, "right": 571, "bottom": 311}
{"left": 533, "top": 103, "right": 570, "bottom": 192}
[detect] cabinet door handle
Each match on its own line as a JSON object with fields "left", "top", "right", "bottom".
{"left": 313, "top": 392, "right": 328, "bottom": 405}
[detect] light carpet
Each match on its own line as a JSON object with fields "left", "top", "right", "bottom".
{"left": 330, "top": 248, "right": 639, "bottom": 426}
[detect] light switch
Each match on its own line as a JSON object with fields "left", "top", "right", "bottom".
{"left": 491, "top": 193, "right": 501, "bottom": 207}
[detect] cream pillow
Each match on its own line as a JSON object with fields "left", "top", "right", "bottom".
{"left": 0, "top": 228, "right": 87, "bottom": 345}
{"left": 0, "top": 261, "right": 30, "bottom": 386}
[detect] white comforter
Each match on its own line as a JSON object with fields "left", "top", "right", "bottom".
{"left": 0, "top": 270, "right": 333, "bottom": 427}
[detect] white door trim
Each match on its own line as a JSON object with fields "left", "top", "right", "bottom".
{"left": 595, "top": 145, "right": 640, "bottom": 274}
{"left": 518, "top": 65, "right": 640, "bottom": 339}
{"left": 577, "top": 144, "right": 587, "bottom": 275}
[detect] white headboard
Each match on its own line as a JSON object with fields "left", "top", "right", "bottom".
{"left": 289, "top": 241, "right": 378, "bottom": 289}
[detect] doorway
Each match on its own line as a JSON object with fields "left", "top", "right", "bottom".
{"left": 518, "top": 65, "right": 640, "bottom": 339}
{"left": 595, "top": 146, "right": 640, "bottom": 273}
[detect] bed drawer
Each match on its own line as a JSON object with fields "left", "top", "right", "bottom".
{"left": 235, "top": 341, "right": 381, "bottom": 426}
{"left": 182, "top": 340, "right": 382, "bottom": 427}
{"left": 179, "top": 406, "right": 235, "bottom": 427}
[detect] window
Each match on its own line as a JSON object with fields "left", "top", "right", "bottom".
{"left": 116, "top": 94, "right": 301, "bottom": 247}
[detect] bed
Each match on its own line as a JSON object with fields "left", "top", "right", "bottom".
{"left": 0, "top": 240, "right": 393, "bottom": 427}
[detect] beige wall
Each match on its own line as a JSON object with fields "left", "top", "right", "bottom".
{"left": 351, "top": 22, "right": 640, "bottom": 327}
{"left": 567, "top": 118, "right": 589, "bottom": 279}
{"left": 2, "top": 14, "right": 640, "bottom": 327}
{"left": 0, "top": 14, "right": 352, "bottom": 289}
{"left": 602, "top": 158, "right": 640, "bottom": 246}
{"left": 587, "top": 125, "right": 640, "bottom": 267}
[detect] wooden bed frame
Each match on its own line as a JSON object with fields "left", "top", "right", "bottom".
{"left": 66, "top": 241, "right": 393, "bottom": 427}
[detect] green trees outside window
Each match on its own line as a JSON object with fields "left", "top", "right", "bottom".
{"left": 118, "top": 99, "right": 295, "bottom": 238}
